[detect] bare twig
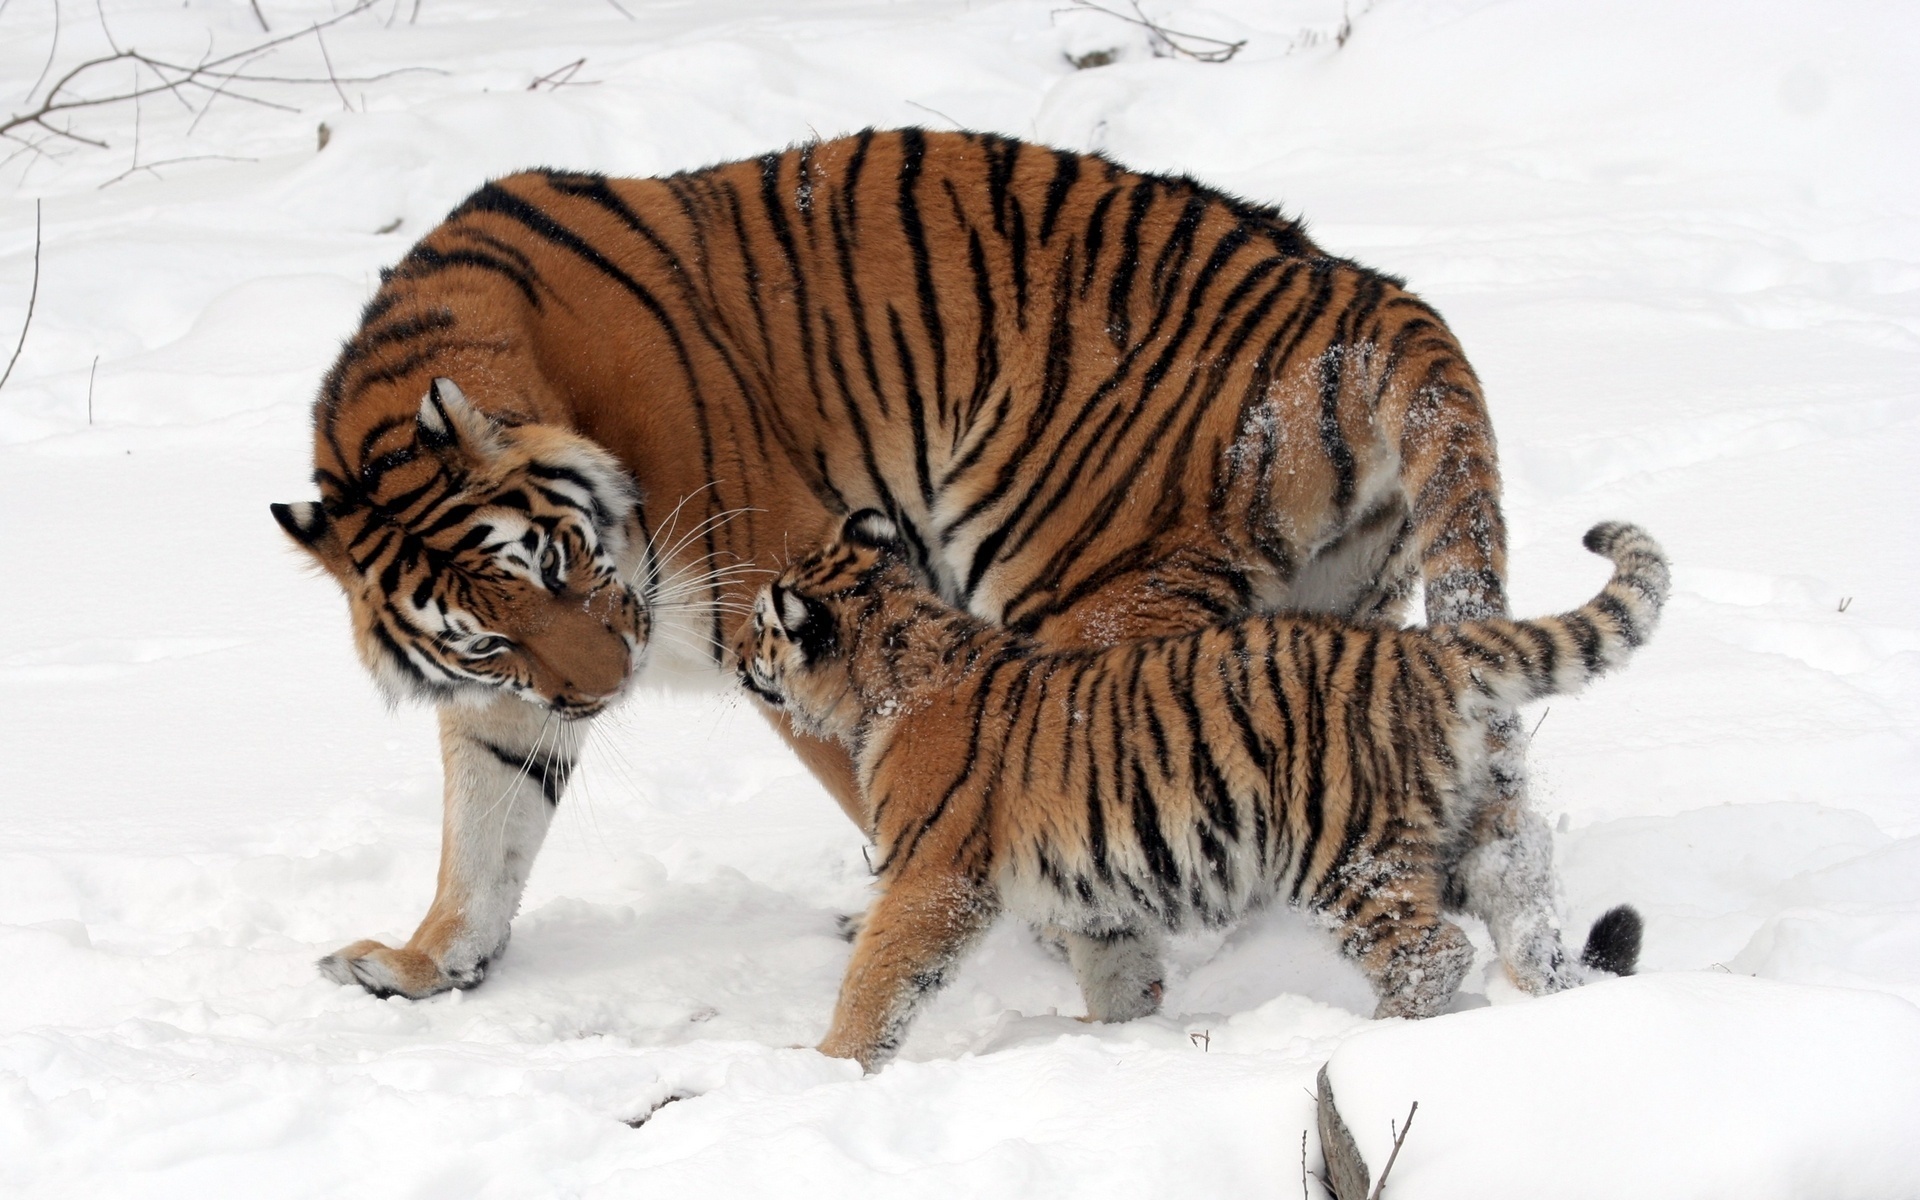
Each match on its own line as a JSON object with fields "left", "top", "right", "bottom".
{"left": 313, "top": 22, "right": 351, "bottom": 111}
{"left": 98, "top": 152, "right": 258, "bottom": 189}
{"left": 905, "top": 99, "right": 964, "bottom": 129}
{"left": 249, "top": 0, "right": 271, "bottom": 33}
{"left": 1059, "top": 0, "right": 1245, "bottom": 64}
{"left": 94, "top": 0, "right": 124, "bottom": 56}
{"left": 1, "top": 1, "right": 436, "bottom": 151}
{"left": 623, "top": 1091, "right": 690, "bottom": 1127}
{"left": 1302, "top": 1129, "right": 1311, "bottom": 1200}
{"left": 1838, "top": 596, "right": 1853, "bottom": 613}
{"left": 600, "top": 0, "right": 636, "bottom": 19}
{"left": 0, "top": 199, "right": 42, "bottom": 394}
{"left": 1283, "top": 0, "right": 1376, "bottom": 55}
{"left": 1530, "top": 707, "right": 1550, "bottom": 738}
{"left": 1366, "top": 1100, "right": 1418, "bottom": 1200}
{"left": 28, "top": 0, "right": 63, "bottom": 105}
{"left": 87, "top": 353, "right": 96, "bottom": 422}
{"left": 1188, "top": 1029, "right": 1211, "bottom": 1051}
{"left": 528, "top": 57, "right": 592, "bottom": 91}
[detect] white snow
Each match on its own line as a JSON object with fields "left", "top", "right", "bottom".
{"left": 1, "top": 0, "right": 1915, "bottom": 1196}
{"left": 1323, "top": 973, "right": 1920, "bottom": 1199}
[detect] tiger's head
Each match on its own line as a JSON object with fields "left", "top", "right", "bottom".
{"left": 273, "top": 378, "right": 649, "bottom": 719}
{"left": 735, "top": 509, "right": 919, "bottom": 743}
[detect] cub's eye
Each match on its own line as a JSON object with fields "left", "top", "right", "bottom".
{"left": 465, "top": 635, "right": 514, "bottom": 659}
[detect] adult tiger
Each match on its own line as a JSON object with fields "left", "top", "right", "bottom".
{"left": 274, "top": 128, "right": 1545, "bottom": 1008}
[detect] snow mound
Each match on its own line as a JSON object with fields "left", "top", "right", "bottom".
{"left": 1322, "top": 972, "right": 1920, "bottom": 1200}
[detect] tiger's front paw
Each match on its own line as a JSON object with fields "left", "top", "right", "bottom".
{"left": 316, "top": 939, "right": 488, "bottom": 999}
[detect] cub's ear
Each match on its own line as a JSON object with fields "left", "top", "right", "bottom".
{"left": 416, "top": 377, "right": 503, "bottom": 460}
{"left": 842, "top": 508, "right": 900, "bottom": 549}
{"left": 271, "top": 501, "right": 355, "bottom": 581}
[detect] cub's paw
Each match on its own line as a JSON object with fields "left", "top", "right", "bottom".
{"left": 317, "top": 939, "right": 487, "bottom": 999}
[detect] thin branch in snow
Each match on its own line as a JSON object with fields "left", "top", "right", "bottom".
{"left": 1530, "top": 707, "right": 1550, "bottom": 738}
{"left": 0, "top": 199, "right": 42, "bottom": 394}
{"left": 99, "top": 152, "right": 258, "bottom": 189}
{"left": 27, "top": 0, "right": 63, "bottom": 105}
{"left": 1057, "top": 0, "right": 1245, "bottom": 64}
{"left": 1838, "top": 596, "right": 1853, "bottom": 613}
{"left": 600, "top": 0, "right": 637, "bottom": 20}
{"left": 905, "top": 99, "right": 964, "bottom": 129}
{"left": 250, "top": 0, "right": 271, "bottom": 34}
{"left": 1366, "top": 1100, "right": 1418, "bottom": 1200}
{"left": 528, "top": 58, "right": 594, "bottom": 91}
{"left": 87, "top": 353, "right": 96, "bottom": 422}
{"left": 0, "top": 130, "right": 65, "bottom": 175}
{"left": 623, "top": 1091, "right": 690, "bottom": 1127}
{"left": 94, "top": 0, "right": 123, "bottom": 56}
{"left": 1302, "top": 1129, "right": 1310, "bottom": 1200}
{"left": 0, "top": 1, "right": 434, "bottom": 152}
{"left": 314, "top": 22, "right": 352, "bottom": 111}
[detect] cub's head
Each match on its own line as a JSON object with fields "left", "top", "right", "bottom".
{"left": 735, "top": 509, "right": 912, "bottom": 741}
{"left": 273, "top": 378, "right": 649, "bottom": 719}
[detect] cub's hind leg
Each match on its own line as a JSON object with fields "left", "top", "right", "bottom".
{"left": 1326, "top": 861, "right": 1473, "bottom": 1020}
{"left": 1062, "top": 924, "right": 1166, "bottom": 1022}
{"left": 1009, "top": 552, "right": 1249, "bottom": 1034}
{"left": 819, "top": 867, "right": 999, "bottom": 1072}
{"left": 1362, "top": 918, "right": 1474, "bottom": 1020}
{"left": 319, "top": 695, "right": 580, "bottom": 999}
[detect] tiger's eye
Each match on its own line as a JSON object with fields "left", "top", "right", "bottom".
{"left": 467, "top": 635, "right": 513, "bottom": 658}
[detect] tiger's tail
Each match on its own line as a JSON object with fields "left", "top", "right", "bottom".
{"left": 1441, "top": 521, "right": 1670, "bottom": 710}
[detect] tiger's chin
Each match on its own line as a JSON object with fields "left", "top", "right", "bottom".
{"left": 384, "top": 672, "right": 634, "bottom": 720}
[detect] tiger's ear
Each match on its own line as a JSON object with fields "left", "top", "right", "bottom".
{"left": 842, "top": 508, "right": 900, "bottom": 549}
{"left": 271, "top": 501, "right": 355, "bottom": 581}
{"left": 416, "top": 377, "right": 503, "bottom": 460}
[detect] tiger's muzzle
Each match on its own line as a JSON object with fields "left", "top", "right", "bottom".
{"left": 518, "top": 582, "right": 646, "bottom": 719}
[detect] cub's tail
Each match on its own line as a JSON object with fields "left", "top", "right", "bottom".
{"left": 1580, "top": 903, "right": 1644, "bottom": 977}
{"left": 1442, "top": 521, "right": 1670, "bottom": 709}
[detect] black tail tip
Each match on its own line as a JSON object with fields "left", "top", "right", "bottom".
{"left": 1581, "top": 904, "right": 1643, "bottom": 977}
{"left": 1583, "top": 522, "right": 1626, "bottom": 555}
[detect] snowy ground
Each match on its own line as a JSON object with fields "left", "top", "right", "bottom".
{"left": 2, "top": 1, "right": 1917, "bottom": 1196}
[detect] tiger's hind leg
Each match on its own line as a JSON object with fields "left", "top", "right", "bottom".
{"left": 819, "top": 867, "right": 999, "bottom": 1072}
{"left": 319, "top": 695, "right": 580, "bottom": 999}
{"left": 1062, "top": 924, "right": 1166, "bottom": 1022}
{"left": 1362, "top": 919, "right": 1475, "bottom": 1020}
{"left": 1387, "top": 360, "right": 1578, "bottom": 994}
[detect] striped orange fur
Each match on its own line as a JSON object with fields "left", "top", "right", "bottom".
{"left": 740, "top": 514, "right": 1665, "bottom": 1069}
{"left": 276, "top": 128, "right": 1527, "bottom": 1005}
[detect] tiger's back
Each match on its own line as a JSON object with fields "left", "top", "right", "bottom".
{"left": 327, "top": 130, "right": 1502, "bottom": 648}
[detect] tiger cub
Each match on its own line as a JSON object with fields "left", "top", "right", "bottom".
{"left": 737, "top": 511, "right": 1664, "bottom": 1069}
